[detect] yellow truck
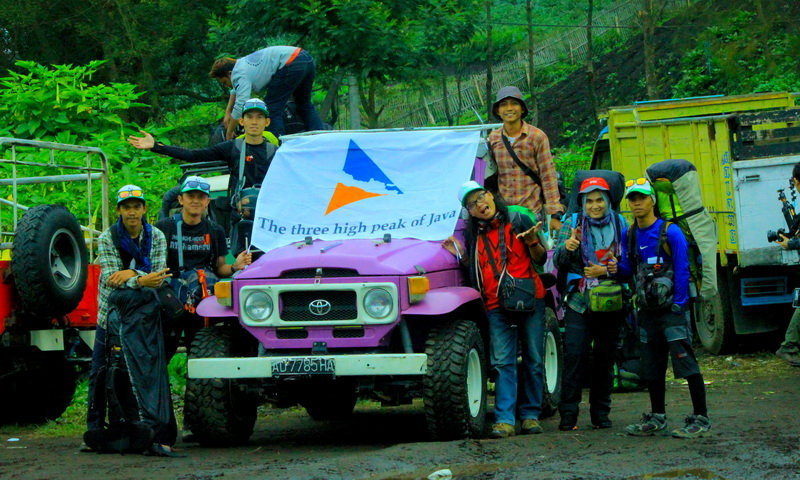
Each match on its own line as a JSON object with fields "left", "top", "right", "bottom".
{"left": 592, "top": 92, "right": 800, "bottom": 354}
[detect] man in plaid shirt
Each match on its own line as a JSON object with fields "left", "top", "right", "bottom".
{"left": 87, "top": 185, "right": 170, "bottom": 433}
{"left": 487, "top": 86, "right": 564, "bottom": 232}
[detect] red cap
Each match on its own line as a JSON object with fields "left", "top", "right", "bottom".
{"left": 579, "top": 177, "right": 610, "bottom": 194}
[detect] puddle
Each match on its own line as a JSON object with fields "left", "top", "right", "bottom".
{"left": 631, "top": 468, "right": 728, "bottom": 480}
{"left": 371, "top": 462, "right": 522, "bottom": 480}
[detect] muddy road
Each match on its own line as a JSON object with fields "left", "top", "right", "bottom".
{"left": 1, "top": 354, "right": 798, "bottom": 480}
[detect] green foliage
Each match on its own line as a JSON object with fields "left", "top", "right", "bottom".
{"left": 0, "top": 61, "right": 180, "bottom": 231}
{"left": 553, "top": 142, "right": 593, "bottom": 188}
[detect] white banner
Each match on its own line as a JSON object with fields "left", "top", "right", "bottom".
{"left": 251, "top": 129, "right": 480, "bottom": 252}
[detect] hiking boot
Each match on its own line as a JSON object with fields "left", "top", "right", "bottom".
{"left": 625, "top": 413, "right": 667, "bottom": 436}
{"left": 558, "top": 413, "right": 578, "bottom": 431}
{"left": 671, "top": 415, "right": 711, "bottom": 439}
{"left": 489, "top": 423, "right": 516, "bottom": 439}
{"left": 520, "top": 419, "right": 543, "bottom": 434}
{"left": 776, "top": 349, "right": 800, "bottom": 367}
{"left": 591, "top": 417, "right": 613, "bottom": 429}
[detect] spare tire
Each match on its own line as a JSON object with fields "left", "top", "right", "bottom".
{"left": 11, "top": 204, "right": 88, "bottom": 318}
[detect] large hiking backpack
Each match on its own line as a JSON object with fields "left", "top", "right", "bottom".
{"left": 564, "top": 170, "right": 625, "bottom": 216}
{"left": 645, "top": 159, "right": 718, "bottom": 299}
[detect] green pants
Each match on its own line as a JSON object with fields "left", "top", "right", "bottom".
{"left": 779, "top": 309, "right": 800, "bottom": 354}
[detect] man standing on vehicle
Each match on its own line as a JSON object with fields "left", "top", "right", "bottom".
{"left": 773, "top": 162, "right": 800, "bottom": 366}
{"left": 87, "top": 185, "right": 172, "bottom": 448}
{"left": 487, "top": 86, "right": 564, "bottom": 233}
{"left": 155, "top": 175, "right": 252, "bottom": 358}
{"left": 617, "top": 178, "right": 711, "bottom": 438}
{"left": 442, "top": 181, "right": 547, "bottom": 438}
{"left": 210, "top": 46, "right": 325, "bottom": 138}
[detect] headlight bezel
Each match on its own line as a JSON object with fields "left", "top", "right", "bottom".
{"left": 243, "top": 291, "right": 274, "bottom": 322}
{"left": 363, "top": 287, "right": 394, "bottom": 319}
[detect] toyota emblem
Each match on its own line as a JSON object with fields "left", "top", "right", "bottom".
{"left": 309, "top": 299, "right": 332, "bottom": 316}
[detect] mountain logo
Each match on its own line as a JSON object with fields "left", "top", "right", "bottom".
{"left": 325, "top": 139, "right": 403, "bottom": 215}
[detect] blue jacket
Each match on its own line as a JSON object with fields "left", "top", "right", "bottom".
{"left": 618, "top": 218, "right": 690, "bottom": 307}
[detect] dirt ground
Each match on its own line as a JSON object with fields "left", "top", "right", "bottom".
{"left": 1, "top": 353, "right": 798, "bottom": 480}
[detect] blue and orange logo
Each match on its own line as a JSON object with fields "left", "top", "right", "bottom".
{"left": 325, "top": 139, "right": 403, "bottom": 215}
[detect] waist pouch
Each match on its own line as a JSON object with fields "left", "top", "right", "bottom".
{"left": 586, "top": 280, "right": 625, "bottom": 312}
{"left": 499, "top": 274, "right": 537, "bottom": 312}
{"left": 635, "top": 263, "right": 674, "bottom": 311}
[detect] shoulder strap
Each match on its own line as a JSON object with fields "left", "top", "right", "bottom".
{"left": 172, "top": 214, "right": 184, "bottom": 271}
{"left": 481, "top": 231, "right": 503, "bottom": 281}
{"left": 627, "top": 224, "right": 638, "bottom": 271}
{"left": 232, "top": 138, "right": 247, "bottom": 208}
{"left": 502, "top": 134, "right": 547, "bottom": 209}
{"left": 659, "top": 221, "right": 673, "bottom": 258}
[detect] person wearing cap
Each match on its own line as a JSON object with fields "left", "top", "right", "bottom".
{"left": 87, "top": 185, "right": 171, "bottom": 443}
{"left": 616, "top": 178, "right": 711, "bottom": 439}
{"left": 487, "top": 86, "right": 564, "bottom": 233}
{"left": 127, "top": 98, "right": 278, "bottom": 202}
{"left": 155, "top": 176, "right": 252, "bottom": 353}
{"left": 209, "top": 46, "right": 325, "bottom": 138}
{"left": 553, "top": 176, "right": 627, "bottom": 431}
{"left": 442, "top": 181, "right": 547, "bottom": 438}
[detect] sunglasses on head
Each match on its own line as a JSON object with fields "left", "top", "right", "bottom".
{"left": 184, "top": 180, "right": 210, "bottom": 191}
{"left": 118, "top": 189, "right": 143, "bottom": 199}
{"left": 625, "top": 178, "right": 649, "bottom": 187}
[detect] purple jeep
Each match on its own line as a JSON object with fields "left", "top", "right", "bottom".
{"left": 185, "top": 130, "right": 563, "bottom": 445}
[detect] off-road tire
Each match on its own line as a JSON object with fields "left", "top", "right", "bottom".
{"left": 184, "top": 326, "right": 257, "bottom": 446}
{"left": 694, "top": 267, "right": 735, "bottom": 354}
{"left": 423, "top": 319, "right": 487, "bottom": 440}
{"left": 11, "top": 204, "right": 88, "bottom": 318}
{"left": 0, "top": 350, "right": 77, "bottom": 424}
{"left": 540, "top": 307, "right": 563, "bottom": 418}
{"left": 300, "top": 379, "right": 358, "bottom": 421}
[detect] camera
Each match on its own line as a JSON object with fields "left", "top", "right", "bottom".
{"left": 767, "top": 228, "right": 790, "bottom": 243}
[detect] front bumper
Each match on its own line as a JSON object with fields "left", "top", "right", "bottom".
{"left": 187, "top": 353, "right": 428, "bottom": 379}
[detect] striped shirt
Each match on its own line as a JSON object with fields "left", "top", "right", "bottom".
{"left": 96, "top": 225, "right": 167, "bottom": 328}
{"left": 488, "top": 122, "right": 564, "bottom": 215}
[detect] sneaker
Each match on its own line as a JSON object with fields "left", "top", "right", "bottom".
{"left": 671, "top": 414, "right": 711, "bottom": 438}
{"left": 520, "top": 419, "right": 543, "bottom": 434}
{"left": 489, "top": 422, "right": 516, "bottom": 439}
{"left": 625, "top": 413, "right": 667, "bottom": 436}
{"left": 591, "top": 417, "right": 613, "bottom": 429}
{"left": 776, "top": 349, "right": 800, "bottom": 367}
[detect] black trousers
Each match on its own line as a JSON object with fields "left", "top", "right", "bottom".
{"left": 559, "top": 306, "right": 622, "bottom": 421}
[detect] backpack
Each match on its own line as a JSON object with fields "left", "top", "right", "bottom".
{"left": 564, "top": 170, "right": 625, "bottom": 216}
{"left": 645, "top": 159, "right": 718, "bottom": 299}
{"left": 627, "top": 220, "right": 675, "bottom": 311}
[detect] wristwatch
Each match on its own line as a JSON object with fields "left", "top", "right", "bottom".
{"left": 671, "top": 303, "right": 684, "bottom": 314}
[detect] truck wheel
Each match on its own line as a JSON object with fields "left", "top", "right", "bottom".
{"left": 300, "top": 379, "right": 358, "bottom": 421}
{"left": 184, "top": 326, "right": 257, "bottom": 446}
{"left": 0, "top": 350, "right": 77, "bottom": 424}
{"left": 423, "top": 319, "right": 487, "bottom": 440}
{"left": 694, "top": 268, "right": 735, "bottom": 354}
{"left": 11, "top": 205, "right": 88, "bottom": 318}
{"left": 540, "top": 307, "right": 563, "bottom": 418}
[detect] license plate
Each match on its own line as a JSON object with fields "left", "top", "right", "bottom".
{"left": 270, "top": 357, "right": 335, "bottom": 376}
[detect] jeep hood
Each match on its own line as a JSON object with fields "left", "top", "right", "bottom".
{"left": 237, "top": 238, "right": 458, "bottom": 278}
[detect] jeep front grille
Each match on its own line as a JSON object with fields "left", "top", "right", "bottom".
{"left": 280, "top": 290, "right": 358, "bottom": 321}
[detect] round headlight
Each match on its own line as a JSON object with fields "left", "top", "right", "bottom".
{"left": 363, "top": 288, "right": 393, "bottom": 319}
{"left": 244, "top": 291, "right": 273, "bottom": 322}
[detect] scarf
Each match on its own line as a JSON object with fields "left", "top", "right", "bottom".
{"left": 579, "top": 191, "right": 620, "bottom": 289}
{"left": 113, "top": 217, "right": 153, "bottom": 273}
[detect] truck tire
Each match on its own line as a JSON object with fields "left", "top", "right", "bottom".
{"left": 300, "top": 379, "right": 358, "bottom": 421}
{"left": 11, "top": 204, "right": 88, "bottom": 318}
{"left": 184, "top": 326, "right": 257, "bottom": 446}
{"left": 423, "top": 319, "right": 487, "bottom": 440}
{"left": 694, "top": 268, "right": 735, "bottom": 354}
{"left": 0, "top": 350, "right": 77, "bottom": 424}
{"left": 540, "top": 307, "right": 563, "bottom": 418}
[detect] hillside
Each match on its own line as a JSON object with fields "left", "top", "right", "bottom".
{"left": 537, "top": 0, "right": 800, "bottom": 147}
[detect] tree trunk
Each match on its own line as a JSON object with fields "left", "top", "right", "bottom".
{"left": 586, "top": 0, "right": 599, "bottom": 130}
{"left": 319, "top": 71, "right": 344, "bottom": 126}
{"left": 441, "top": 73, "right": 452, "bottom": 126}
{"left": 358, "top": 77, "right": 383, "bottom": 129}
{"left": 485, "top": 0, "right": 494, "bottom": 121}
{"left": 525, "top": 0, "right": 538, "bottom": 124}
{"left": 641, "top": 0, "right": 659, "bottom": 100}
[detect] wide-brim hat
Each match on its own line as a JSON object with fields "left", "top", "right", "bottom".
{"left": 492, "top": 86, "right": 529, "bottom": 121}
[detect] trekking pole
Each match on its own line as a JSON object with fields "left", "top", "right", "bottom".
{"left": 198, "top": 269, "right": 210, "bottom": 327}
